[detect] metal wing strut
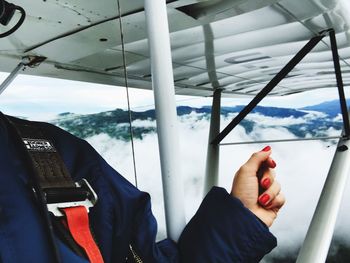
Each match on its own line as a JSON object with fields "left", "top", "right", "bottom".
{"left": 211, "top": 29, "right": 350, "bottom": 145}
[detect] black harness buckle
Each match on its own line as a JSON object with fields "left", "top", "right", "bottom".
{"left": 45, "top": 179, "right": 98, "bottom": 217}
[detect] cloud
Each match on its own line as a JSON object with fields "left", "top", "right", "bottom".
{"left": 302, "top": 110, "right": 329, "bottom": 120}
{"left": 216, "top": 119, "right": 348, "bottom": 260}
{"left": 245, "top": 113, "right": 308, "bottom": 126}
{"left": 333, "top": 113, "right": 343, "bottom": 122}
{"left": 130, "top": 119, "right": 157, "bottom": 128}
{"left": 84, "top": 111, "right": 350, "bottom": 262}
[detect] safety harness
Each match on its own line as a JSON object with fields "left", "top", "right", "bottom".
{"left": 4, "top": 115, "right": 104, "bottom": 263}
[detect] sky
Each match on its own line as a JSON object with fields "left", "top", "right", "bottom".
{"left": 0, "top": 72, "right": 348, "bottom": 121}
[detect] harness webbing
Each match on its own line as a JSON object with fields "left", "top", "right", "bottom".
{"left": 6, "top": 116, "right": 75, "bottom": 189}
{"left": 3, "top": 115, "right": 103, "bottom": 263}
{"left": 1, "top": 114, "right": 62, "bottom": 263}
{"left": 62, "top": 206, "right": 104, "bottom": 263}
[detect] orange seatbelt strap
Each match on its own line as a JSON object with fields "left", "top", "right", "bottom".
{"left": 62, "top": 206, "right": 104, "bottom": 263}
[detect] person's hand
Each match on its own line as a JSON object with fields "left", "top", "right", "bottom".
{"left": 231, "top": 146, "right": 285, "bottom": 227}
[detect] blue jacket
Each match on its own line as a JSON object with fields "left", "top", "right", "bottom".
{"left": 0, "top": 116, "right": 276, "bottom": 262}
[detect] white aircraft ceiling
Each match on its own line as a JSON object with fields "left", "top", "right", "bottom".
{"left": 1, "top": 0, "right": 350, "bottom": 97}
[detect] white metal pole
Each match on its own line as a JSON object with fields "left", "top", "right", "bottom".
{"left": 204, "top": 89, "right": 221, "bottom": 195}
{"left": 296, "top": 135, "right": 350, "bottom": 262}
{"left": 144, "top": 0, "right": 186, "bottom": 241}
{"left": 0, "top": 61, "right": 26, "bottom": 95}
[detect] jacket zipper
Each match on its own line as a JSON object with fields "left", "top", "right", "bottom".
{"left": 129, "top": 245, "right": 143, "bottom": 263}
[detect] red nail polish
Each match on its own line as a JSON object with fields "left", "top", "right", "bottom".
{"left": 262, "top": 146, "right": 271, "bottom": 152}
{"left": 270, "top": 159, "right": 276, "bottom": 168}
{"left": 261, "top": 178, "right": 270, "bottom": 189}
{"left": 259, "top": 194, "right": 270, "bottom": 206}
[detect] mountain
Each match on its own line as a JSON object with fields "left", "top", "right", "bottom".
{"left": 301, "top": 99, "right": 350, "bottom": 117}
{"left": 51, "top": 109, "right": 157, "bottom": 140}
{"left": 178, "top": 105, "right": 307, "bottom": 118}
{"left": 51, "top": 100, "right": 343, "bottom": 141}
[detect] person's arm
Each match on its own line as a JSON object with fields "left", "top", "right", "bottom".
{"left": 178, "top": 146, "right": 285, "bottom": 262}
{"left": 79, "top": 134, "right": 283, "bottom": 262}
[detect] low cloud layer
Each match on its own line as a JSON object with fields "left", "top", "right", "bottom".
{"left": 86, "top": 111, "right": 349, "bottom": 261}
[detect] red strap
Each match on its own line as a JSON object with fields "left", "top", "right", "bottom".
{"left": 62, "top": 206, "right": 104, "bottom": 263}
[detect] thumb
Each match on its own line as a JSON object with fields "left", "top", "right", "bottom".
{"left": 244, "top": 146, "right": 272, "bottom": 173}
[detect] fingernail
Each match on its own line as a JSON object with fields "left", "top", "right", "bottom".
{"left": 270, "top": 159, "right": 276, "bottom": 168}
{"left": 261, "top": 146, "right": 271, "bottom": 152}
{"left": 259, "top": 194, "right": 270, "bottom": 206}
{"left": 261, "top": 178, "right": 270, "bottom": 189}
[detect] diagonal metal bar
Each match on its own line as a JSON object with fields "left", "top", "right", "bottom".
{"left": 219, "top": 136, "right": 342, "bottom": 146}
{"left": 329, "top": 29, "right": 350, "bottom": 137}
{"left": 0, "top": 56, "right": 46, "bottom": 96}
{"left": 0, "top": 62, "right": 26, "bottom": 95}
{"left": 211, "top": 33, "right": 326, "bottom": 145}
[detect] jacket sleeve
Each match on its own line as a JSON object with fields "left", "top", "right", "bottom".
{"left": 178, "top": 187, "right": 277, "bottom": 263}
{"left": 128, "top": 185, "right": 277, "bottom": 263}
{"left": 127, "top": 191, "right": 179, "bottom": 263}
{"left": 95, "top": 155, "right": 277, "bottom": 263}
